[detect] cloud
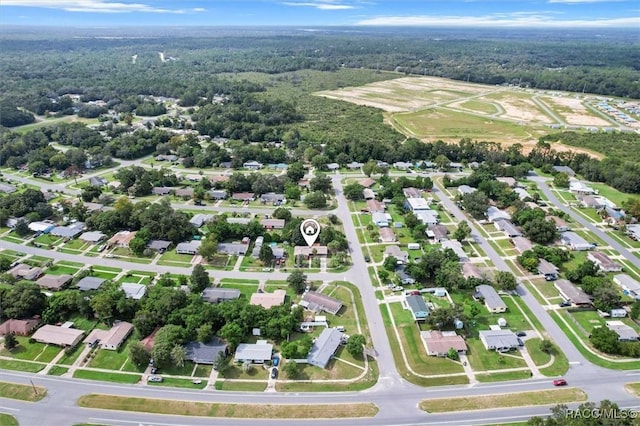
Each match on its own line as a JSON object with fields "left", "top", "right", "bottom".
{"left": 281, "top": 1, "right": 356, "bottom": 10}
{"left": 356, "top": 13, "right": 640, "bottom": 27}
{"left": 0, "top": 0, "right": 204, "bottom": 14}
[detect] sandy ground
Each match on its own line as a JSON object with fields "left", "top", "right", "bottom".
{"left": 540, "top": 96, "right": 611, "bottom": 126}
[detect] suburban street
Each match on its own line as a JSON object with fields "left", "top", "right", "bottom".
{"left": 2, "top": 172, "right": 640, "bottom": 426}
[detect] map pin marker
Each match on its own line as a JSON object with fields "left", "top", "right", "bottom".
{"left": 300, "top": 219, "right": 321, "bottom": 247}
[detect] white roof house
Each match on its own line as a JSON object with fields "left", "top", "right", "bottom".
{"left": 570, "top": 181, "right": 596, "bottom": 195}
{"left": 486, "top": 207, "right": 511, "bottom": 222}
{"left": 404, "top": 198, "right": 431, "bottom": 211}
{"left": 120, "top": 282, "right": 147, "bottom": 300}
{"left": 32, "top": 325, "right": 84, "bottom": 347}
{"left": 513, "top": 187, "right": 531, "bottom": 200}
{"left": 479, "top": 330, "right": 519, "bottom": 352}
{"left": 606, "top": 321, "right": 639, "bottom": 342}
{"left": 441, "top": 240, "right": 468, "bottom": 262}
{"left": 372, "top": 212, "right": 389, "bottom": 227}
{"left": 234, "top": 341, "right": 273, "bottom": 364}
{"left": 307, "top": 328, "right": 343, "bottom": 369}
{"left": 458, "top": 185, "right": 477, "bottom": 195}
{"left": 614, "top": 274, "right": 640, "bottom": 299}
{"left": 176, "top": 240, "right": 202, "bottom": 255}
{"left": 474, "top": 285, "right": 507, "bottom": 313}
{"left": 560, "top": 232, "right": 594, "bottom": 251}
{"left": 495, "top": 220, "right": 522, "bottom": 237}
{"left": 415, "top": 210, "right": 439, "bottom": 226}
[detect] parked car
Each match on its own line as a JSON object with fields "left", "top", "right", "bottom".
{"left": 270, "top": 367, "right": 278, "bottom": 379}
{"left": 148, "top": 375, "right": 163, "bottom": 383}
{"left": 516, "top": 331, "right": 526, "bottom": 337}
{"left": 364, "top": 255, "right": 371, "bottom": 262}
{"left": 272, "top": 357, "right": 279, "bottom": 367}
{"left": 517, "top": 338, "right": 524, "bottom": 347}
{"left": 150, "top": 367, "right": 158, "bottom": 374}
{"left": 559, "top": 301, "right": 571, "bottom": 307}
{"left": 97, "top": 244, "right": 106, "bottom": 252}
{"left": 410, "top": 290, "right": 421, "bottom": 296}
{"left": 553, "top": 378, "right": 567, "bottom": 386}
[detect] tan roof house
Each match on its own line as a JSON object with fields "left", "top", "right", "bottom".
{"left": 32, "top": 325, "right": 84, "bottom": 347}
{"left": 84, "top": 321, "right": 134, "bottom": 351}
{"left": 36, "top": 274, "right": 73, "bottom": 290}
{"left": 107, "top": 230, "right": 137, "bottom": 248}
{"left": 250, "top": 290, "right": 287, "bottom": 309}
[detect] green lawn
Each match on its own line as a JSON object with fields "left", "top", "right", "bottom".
{"left": 73, "top": 369, "right": 141, "bottom": 384}
{"left": 0, "top": 359, "right": 45, "bottom": 373}
{"left": 475, "top": 370, "right": 532, "bottom": 382}
{"left": 57, "top": 344, "right": 85, "bottom": 365}
{"left": 47, "top": 366, "right": 69, "bottom": 376}
{"left": 590, "top": 182, "right": 638, "bottom": 206}
{"left": 88, "top": 346, "right": 130, "bottom": 370}
{"left": 0, "top": 413, "right": 18, "bottom": 426}
{"left": 0, "top": 336, "right": 58, "bottom": 361}
{"left": 214, "top": 381, "right": 267, "bottom": 391}
{"left": 466, "top": 339, "right": 527, "bottom": 371}
{"left": 45, "top": 264, "right": 80, "bottom": 276}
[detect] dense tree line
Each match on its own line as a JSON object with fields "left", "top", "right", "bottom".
{"left": 0, "top": 189, "right": 53, "bottom": 226}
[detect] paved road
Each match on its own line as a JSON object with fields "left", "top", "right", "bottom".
{"left": 533, "top": 178, "right": 640, "bottom": 266}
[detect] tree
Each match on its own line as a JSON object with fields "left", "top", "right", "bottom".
{"left": 198, "top": 236, "right": 218, "bottom": 261}
{"left": 213, "top": 351, "right": 230, "bottom": 375}
{"left": 566, "top": 260, "right": 598, "bottom": 284}
{"left": 309, "top": 175, "right": 332, "bottom": 192}
{"left": 286, "top": 162, "right": 305, "bottom": 182}
{"left": 447, "top": 347, "right": 459, "bottom": 361}
{"left": 553, "top": 172, "right": 570, "bottom": 188}
{"left": 128, "top": 341, "right": 151, "bottom": 367}
{"left": 287, "top": 270, "right": 307, "bottom": 294}
{"left": 273, "top": 207, "right": 292, "bottom": 221}
{"left": 362, "top": 160, "right": 378, "bottom": 177}
{"left": 590, "top": 325, "right": 620, "bottom": 354}
{"left": 462, "top": 191, "right": 490, "bottom": 220}
{"left": 495, "top": 271, "right": 518, "bottom": 292}
{"left": 2, "top": 282, "right": 46, "bottom": 319}
{"left": 378, "top": 269, "right": 389, "bottom": 283}
{"left": 631, "top": 302, "right": 640, "bottom": 320}
{"left": 539, "top": 339, "right": 555, "bottom": 355}
{"left": 152, "top": 325, "right": 185, "bottom": 368}
{"left": 189, "top": 264, "right": 210, "bottom": 293}
{"left": 219, "top": 322, "right": 244, "bottom": 351}
{"left": 197, "top": 324, "right": 214, "bottom": 343}
{"left": 434, "top": 154, "right": 451, "bottom": 171}
{"left": 14, "top": 219, "right": 31, "bottom": 237}
{"left": 522, "top": 218, "right": 558, "bottom": 244}
{"left": 453, "top": 221, "right": 471, "bottom": 242}
{"left": 285, "top": 185, "right": 301, "bottom": 201}
{"left": 171, "top": 344, "right": 186, "bottom": 368}
{"left": 259, "top": 244, "right": 274, "bottom": 265}
{"left": 283, "top": 360, "right": 300, "bottom": 379}
{"left": 343, "top": 182, "right": 365, "bottom": 200}
{"left": 592, "top": 284, "right": 621, "bottom": 312}
{"left": 346, "top": 334, "right": 366, "bottom": 358}
{"left": 304, "top": 191, "right": 327, "bottom": 209}
{"left": 3, "top": 333, "right": 17, "bottom": 350}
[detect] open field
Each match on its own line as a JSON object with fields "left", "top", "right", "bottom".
{"left": 77, "top": 394, "right": 379, "bottom": 419}
{"left": 420, "top": 388, "right": 587, "bottom": 413}
{"left": 317, "top": 75, "right": 623, "bottom": 149}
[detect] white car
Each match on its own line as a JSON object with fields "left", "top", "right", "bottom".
{"left": 148, "top": 375, "right": 163, "bottom": 383}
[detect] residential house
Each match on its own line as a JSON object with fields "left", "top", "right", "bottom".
{"left": 379, "top": 228, "right": 396, "bottom": 243}
{"left": 326, "top": 163, "right": 340, "bottom": 171}
{"left": 494, "top": 220, "right": 522, "bottom": 237}
{"left": 441, "top": 240, "right": 468, "bottom": 262}
{"left": 227, "top": 217, "right": 251, "bottom": 225}
{"left": 415, "top": 210, "right": 439, "bottom": 226}
{"left": 243, "top": 161, "right": 263, "bottom": 170}
{"left": 549, "top": 216, "right": 569, "bottom": 232}
{"left": 363, "top": 188, "right": 375, "bottom": 200}
{"left": 479, "top": 330, "right": 519, "bottom": 352}
{"left": 611, "top": 308, "right": 627, "bottom": 318}
{"left": 403, "top": 187, "right": 422, "bottom": 198}
{"left": 458, "top": 185, "right": 477, "bottom": 196}
{"left": 394, "top": 161, "right": 413, "bottom": 170}
{"left": 560, "top": 231, "right": 594, "bottom": 251}
{"left": 372, "top": 212, "right": 390, "bottom": 227}
{"left": 603, "top": 206, "right": 625, "bottom": 226}
{"left": 261, "top": 218, "right": 285, "bottom": 229}
{"left": 50, "top": 222, "right": 85, "bottom": 239}
{"left": 404, "top": 198, "right": 431, "bottom": 212}
{"left": 76, "top": 276, "right": 106, "bottom": 292}
{"left": 84, "top": 321, "right": 133, "bottom": 351}
{"left": 588, "top": 251, "right": 622, "bottom": 272}
{"left": 497, "top": 177, "right": 516, "bottom": 187}
{"left": 217, "top": 243, "right": 248, "bottom": 256}
{"left": 358, "top": 177, "right": 375, "bottom": 188}
{"left": 553, "top": 165, "right": 575, "bottom": 177}
{"left": 613, "top": 274, "right": 640, "bottom": 300}
{"left": 36, "top": 274, "right": 72, "bottom": 291}
{"left": 294, "top": 246, "right": 329, "bottom": 258}
{"left": 88, "top": 177, "right": 107, "bottom": 187}
{"left": 174, "top": 187, "right": 194, "bottom": 198}
{"left": 346, "top": 161, "right": 364, "bottom": 170}
{"left": 461, "top": 263, "right": 483, "bottom": 280}
{"left": 184, "top": 339, "right": 228, "bottom": 364}
{"left": 0, "top": 318, "right": 39, "bottom": 336}
{"left": 513, "top": 187, "right": 531, "bottom": 200}
{"left": 421, "top": 331, "right": 467, "bottom": 357}
{"left": 427, "top": 225, "right": 449, "bottom": 242}
{"left": 155, "top": 154, "right": 178, "bottom": 162}
{"left": 626, "top": 224, "right": 640, "bottom": 241}
{"left": 570, "top": 181, "right": 596, "bottom": 195}
{"left": 0, "top": 183, "right": 17, "bottom": 193}
{"left": 300, "top": 291, "right": 342, "bottom": 315}
{"left": 209, "top": 190, "right": 227, "bottom": 200}
{"left": 151, "top": 186, "right": 173, "bottom": 196}
{"left": 234, "top": 340, "right": 273, "bottom": 364}
{"left": 307, "top": 328, "right": 343, "bottom": 369}
{"left": 32, "top": 324, "right": 84, "bottom": 347}
{"left": 146, "top": 240, "right": 171, "bottom": 253}
{"left": 79, "top": 231, "right": 105, "bottom": 244}
{"left": 366, "top": 199, "right": 385, "bottom": 213}
{"left": 581, "top": 195, "right": 603, "bottom": 209}
{"left": 190, "top": 214, "right": 214, "bottom": 228}
{"left": 397, "top": 267, "right": 416, "bottom": 285}
{"left": 231, "top": 192, "right": 255, "bottom": 202}
{"left": 260, "top": 193, "right": 286, "bottom": 205}
{"left": 28, "top": 221, "right": 55, "bottom": 233}
{"left": 511, "top": 236, "right": 533, "bottom": 253}
{"left": 202, "top": 288, "right": 241, "bottom": 304}
{"left": 406, "top": 295, "right": 430, "bottom": 321}
{"left": 8, "top": 264, "right": 43, "bottom": 281}
{"left": 486, "top": 207, "right": 511, "bottom": 222}
{"left": 107, "top": 230, "right": 136, "bottom": 249}
{"left": 384, "top": 245, "right": 409, "bottom": 264}
{"left": 474, "top": 285, "right": 507, "bottom": 313}
{"left": 176, "top": 240, "right": 201, "bottom": 255}
{"left": 120, "top": 282, "right": 147, "bottom": 300}
{"left": 606, "top": 321, "right": 639, "bottom": 342}
{"left": 538, "top": 259, "right": 559, "bottom": 281}
{"left": 250, "top": 290, "right": 287, "bottom": 309}
{"left": 554, "top": 279, "right": 592, "bottom": 306}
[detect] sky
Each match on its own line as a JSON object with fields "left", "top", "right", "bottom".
{"left": 0, "top": 0, "right": 638, "bottom": 28}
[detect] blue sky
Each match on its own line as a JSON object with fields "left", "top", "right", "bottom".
{"left": 1, "top": 0, "right": 638, "bottom": 28}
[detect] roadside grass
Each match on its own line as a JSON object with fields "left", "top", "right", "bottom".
{"left": 73, "top": 369, "right": 141, "bottom": 384}
{"left": 214, "top": 381, "right": 267, "bottom": 391}
{"left": 0, "top": 414, "right": 18, "bottom": 426}
{"left": 525, "top": 338, "right": 551, "bottom": 366}
{"left": 58, "top": 344, "right": 85, "bottom": 365}
{"left": 0, "top": 359, "right": 45, "bottom": 373}
{"left": 88, "top": 346, "right": 130, "bottom": 370}
{"left": 47, "top": 366, "right": 69, "bottom": 376}
{"left": 474, "top": 370, "right": 532, "bottom": 383}
{"left": 275, "top": 359, "right": 378, "bottom": 392}
{"left": 419, "top": 388, "right": 587, "bottom": 413}
{"left": 624, "top": 383, "right": 640, "bottom": 397}
{"left": 0, "top": 381, "right": 47, "bottom": 401}
{"left": 77, "top": 394, "right": 379, "bottom": 418}
{"left": 147, "top": 377, "right": 207, "bottom": 389}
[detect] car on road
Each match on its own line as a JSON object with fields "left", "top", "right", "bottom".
{"left": 516, "top": 331, "right": 526, "bottom": 337}
{"left": 148, "top": 375, "right": 163, "bottom": 383}
{"left": 270, "top": 367, "right": 278, "bottom": 379}
{"left": 553, "top": 378, "right": 567, "bottom": 386}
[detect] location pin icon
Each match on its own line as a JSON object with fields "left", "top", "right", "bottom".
{"left": 300, "top": 219, "right": 321, "bottom": 247}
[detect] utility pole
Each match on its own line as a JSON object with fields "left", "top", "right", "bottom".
{"left": 30, "top": 380, "right": 38, "bottom": 396}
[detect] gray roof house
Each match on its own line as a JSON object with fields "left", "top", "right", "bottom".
{"left": 152, "top": 186, "right": 173, "bottom": 196}
{"left": 300, "top": 291, "right": 343, "bottom": 315}
{"left": 441, "top": 240, "right": 468, "bottom": 262}
{"left": 479, "top": 330, "right": 520, "bottom": 352}
{"left": 474, "top": 285, "right": 507, "bottom": 313}
{"left": 202, "top": 288, "right": 241, "bottom": 303}
{"left": 209, "top": 190, "right": 228, "bottom": 200}
{"left": 554, "top": 279, "right": 592, "bottom": 306}
{"left": 185, "top": 339, "right": 228, "bottom": 364}
{"left": 587, "top": 251, "right": 622, "bottom": 272}
{"left": 234, "top": 340, "right": 273, "bottom": 364}
{"left": 495, "top": 220, "right": 522, "bottom": 237}
{"left": 190, "top": 214, "right": 214, "bottom": 228}
{"left": 88, "top": 177, "right": 108, "bottom": 187}
{"left": 560, "top": 232, "right": 595, "bottom": 251}
{"left": 553, "top": 165, "right": 575, "bottom": 177}
{"left": 76, "top": 276, "right": 106, "bottom": 291}
{"left": 260, "top": 193, "right": 286, "bottom": 204}
{"left": 363, "top": 188, "right": 376, "bottom": 200}
{"left": 486, "top": 207, "right": 511, "bottom": 222}
{"left": 538, "top": 259, "right": 559, "bottom": 281}
{"left": 606, "top": 321, "right": 639, "bottom": 342}
{"left": 406, "top": 295, "right": 430, "bottom": 321}
{"left": 307, "top": 328, "right": 343, "bottom": 369}
{"left": 372, "top": 212, "right": 389, "bottom": 227}
{"left": 427, "top": 225, "right": 449, "bottom": 242}
{"left": 176, "top": 240, "right": 202, "bottom": 255}
{"left": 120, "top": 282, "right": 147, "bottom": 300}
{"left": 613, "top": 274, "right": 640, "bottom": 300}
{"left": 50, "top": 222, "right": 85, "bottom": 239}
{"left": 384, "top": 245, "right": 409, "bottom": 264}
{"left": 511, "top": 236, "right": 533, "bottom": 253}
{"left": 458, "top": 185, "right": 477, "bottom": 195}
{"left": 217, "top": 243, "right": 248, "bottom": 256}
{"left": 0, "top": 183, "right": 17, "bottom": 193}
{"left": 146, "top": 240, "right": 171, "bottom": 253}
{"left": 79, "top": 231, "right": 106, "bottom": 243}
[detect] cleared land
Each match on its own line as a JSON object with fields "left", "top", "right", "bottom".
{"left": 419, "top": 388, "right": 587, "bottom": 413}
{"left": 77, "top": 394, "right": 378, "bottom": 418}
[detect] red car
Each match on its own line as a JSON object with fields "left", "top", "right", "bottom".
{"left": 553, "top": 379, "right": 567, "bottom": 386}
